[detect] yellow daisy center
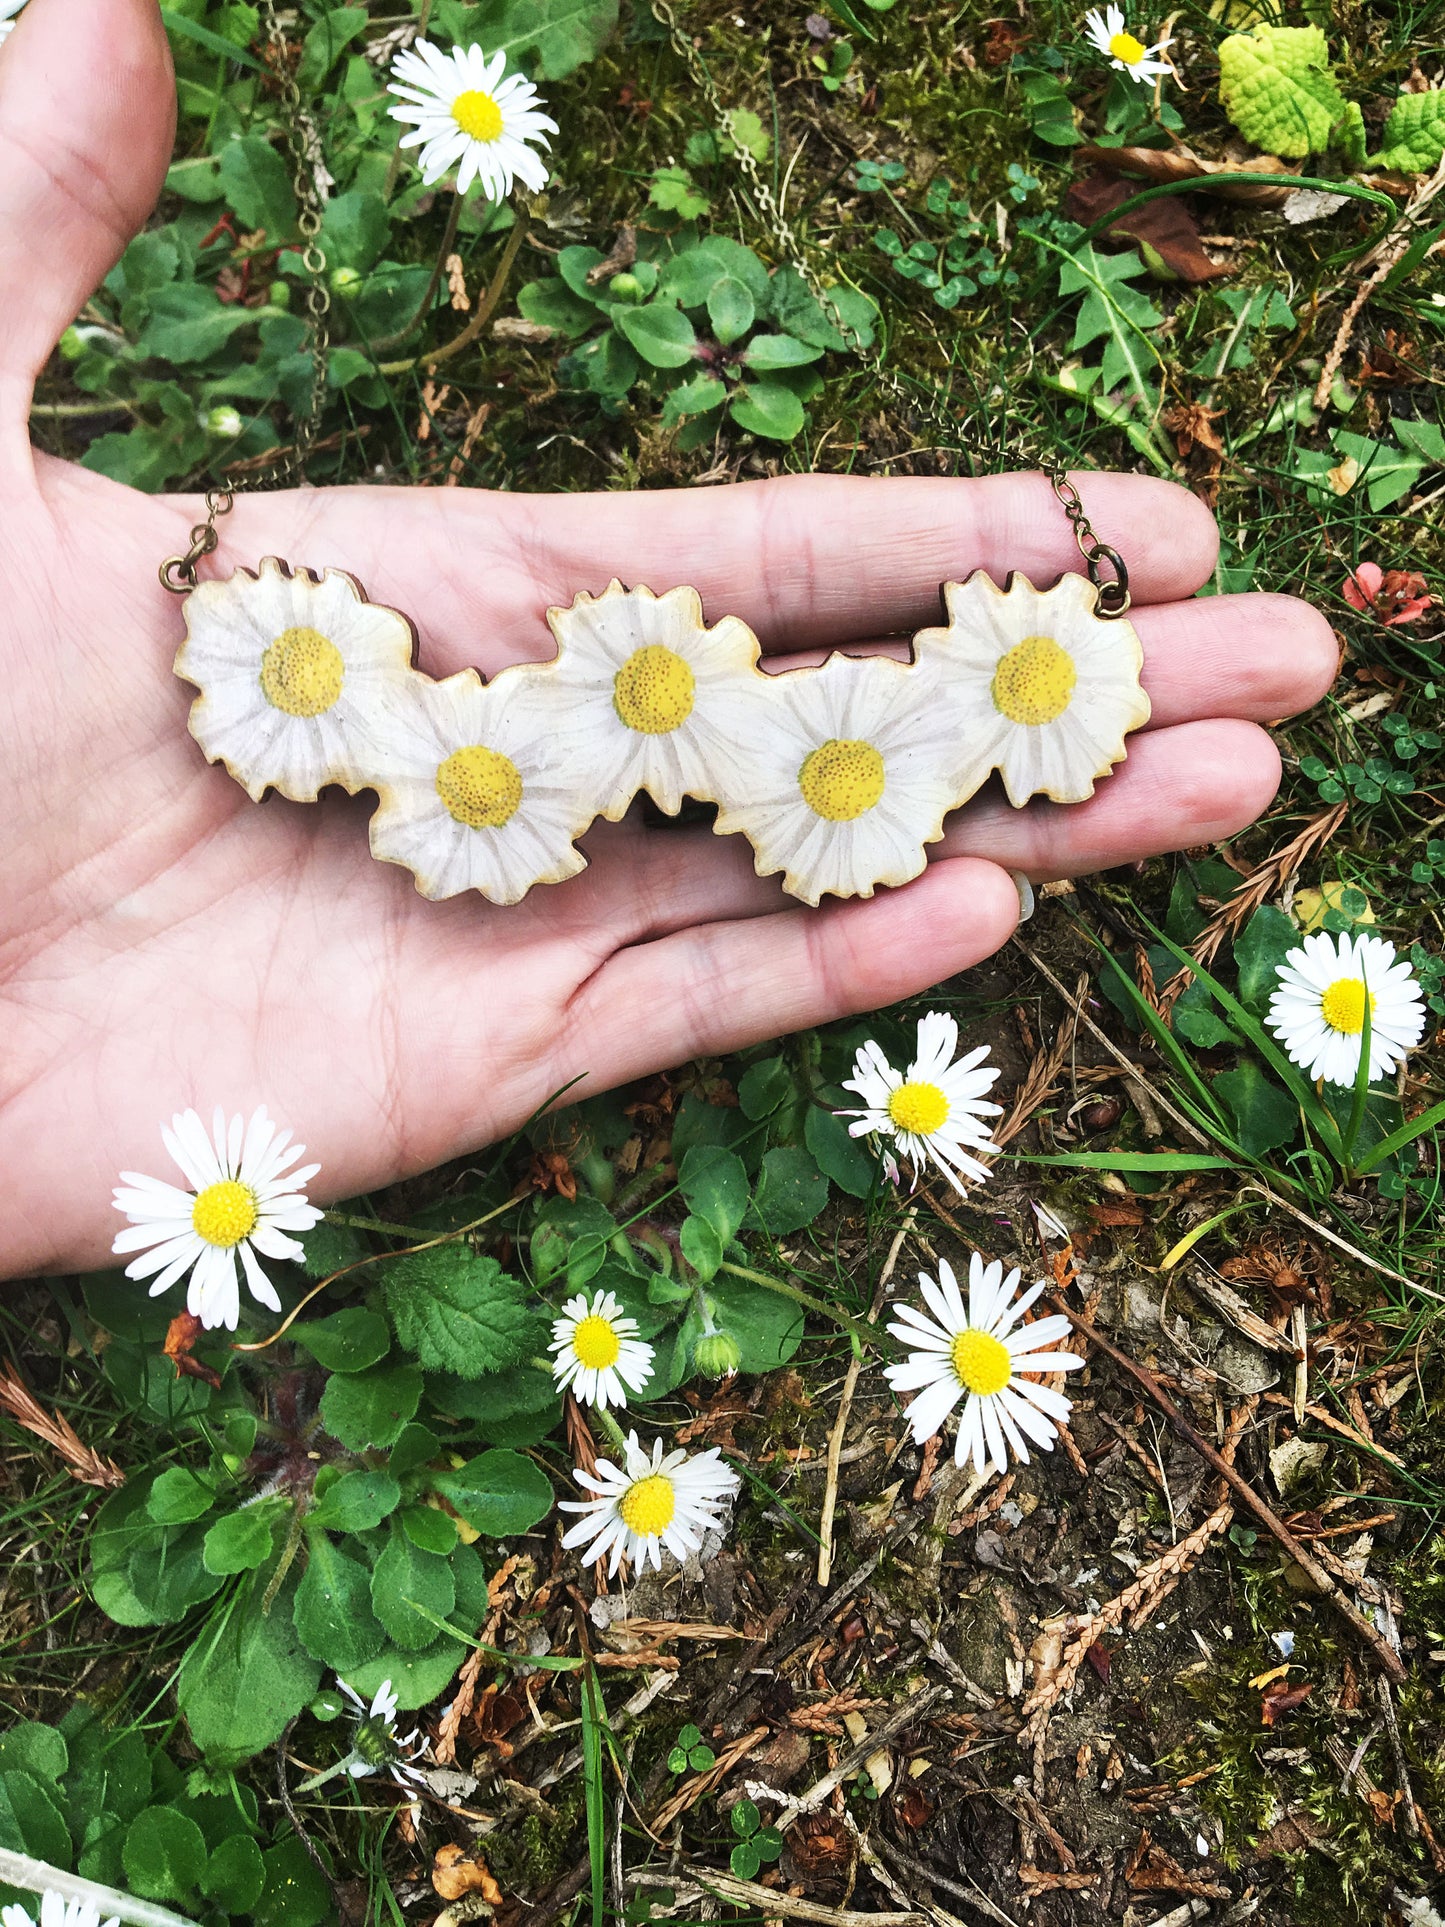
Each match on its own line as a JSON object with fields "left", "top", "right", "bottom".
{"left": 259, "top": 626, "right": 345, "bottom": 718}
{"left": 950, "top": 1328, "right": 1012, "bottom": 1397}
{"left": 617, "top": 1472, "right": 676, "bottom": 1537}
{"left": 612, "top": 645, "right": 696, "bottom": 735}
{"left": 435, "top": 745, "right": 524, "bottom": 829}
{"left": 991, "top": 634, "right": 1077, "bottom": 726}
{"left": 1108, "top": 29, "right": 1147, "bottom": 62}
{"left": 798, "top": 738, "right": 886, "bottom": 821}
{"left": 572, "top": 1314, "right": 622, "bottom": 1370}
{"left": 452, "top": 88, "right": 505, "bottom": 142}
{"left": 887, "top": 1080, "right": 949, "bottom": 1137}
{"left": 1320, "top": 976, "right": 1375, "bottom": 1036}
{"left": 192, "top": 1179, "right": 259, "bottom": 1249}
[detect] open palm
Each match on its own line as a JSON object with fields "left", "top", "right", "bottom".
{"left": 0, "top": 0, "right": 1337, "bottom": 1277}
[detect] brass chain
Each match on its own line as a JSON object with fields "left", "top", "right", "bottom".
{"left": 648, "top": 0, "right": 1130, "bottom": 615}
{"left": 161, "top": 0, "right": 334, "bottom": 593}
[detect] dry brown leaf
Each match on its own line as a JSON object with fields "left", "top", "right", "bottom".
{"left": 1261, "top": 1679, "right": 1314, "bottom": 1726}
{"left": 164, "top": 1311, "right": 223, "bottom": 1390}
{"left": 1075, "top": 142, "right": 1293, "bottom": 208}
{"left": 431, "top": 1845, "right": 503, "bottom": 1905}
{"left": 1066, "top": 171, "right": 1232, "bottom": 283}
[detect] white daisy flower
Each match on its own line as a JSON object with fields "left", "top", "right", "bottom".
{"left": 1266, "top": 931, "right": 1426, "bottom": 1088}
{"left": 2, "top": 1896, "right": 118, "bottom": 1927}
{"left": 111, "top": 1107, "right": 323, "bottom": 1332}
{"left": 885, "top": 1255, "right": 1085, "bottom": 1479}
{"left": 175, "top": 559, "right": 417, "bottom": 803}
{"left": 559, "top": 1432, "right": 739, "bottom": 1576}
{"left": 368, "top": 667, "right": 590, "bottom": 904}
{"left": 913, "top": 571, "right": 1151, "bottom": 809}
{"left": 387, "top": 39, "right": 557, "bottom": 198}
{"left": 1082, "top": 5, "right": 1173, "bottom": 81}
{"left": 840, "top": 1010, "right": 1003, "bottom": 1195}
{"left": 713, "top": 652, "right": 964, "bottom": 905}
{"left": 0, "top": 0, "right": 27, "bottom": 47}
{"left": 549, "top": 1289, "right": 655, "bottom": 1410}
{"left": 521, "top": 581, "right": 763, "bottom": 822}
{"left": 336, "top": 1677, "right": 429, "bottom": 1791}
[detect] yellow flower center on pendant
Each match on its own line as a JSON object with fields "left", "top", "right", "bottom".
{"left": 798, "top": 738, "right": 886, "bottom": 821}
{"left": 991, "top": 634, "right": 1077, "bottom": 726}
{"left": 618, "top": 1473, "right": 676, "bottom": 1537}
{"left": 452, "top": 88, "right": 504, "bottom": 142}
{"left": 192, "top": 1179, "right": 259, "bottom": 1249}
{"left": 887, "top": 1080, "right": 949, "bottom": 1137}
{"left": 572, "top": 1314, "right": 622, "bottom": 1371}
{"left": 1108, "top": 29, "right": 1147, "bottom": 62}
{"left": 435, "top": 745, "right": 524, "bottom": 829}
{"left": 950, "top": 1328, "right": 1012, "bottom": 1397}
{"left": 612, "top": 645, "right": 696, "bottom": 735}
{"left": 1320, "top": 975, "right": 1375, "bottom": 1036}
{"left": 259, "top": 626, "right": 345, "bottom": 718}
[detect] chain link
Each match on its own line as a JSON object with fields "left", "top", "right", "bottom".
{"left": 648, "top": 0, "right": 1129, "bottom": 616}
{"left": 161, "top": 0, "right": 333, "bottom": 593}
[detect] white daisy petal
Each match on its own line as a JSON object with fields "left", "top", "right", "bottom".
{"left": 385, "top": 37, "right": 555, "bottom": 198}
{"left": 1266, "top": 929, "right": 1425, "bottom": 1087}
{"left": 837, "top": 1011, "right": 1002, "bottom": 1196}
{"left": 561, "top": 1431, "right": 738, "bottom": 1574}
{"left": 548, "top": 1289, "right": 654, "bottom": 1410}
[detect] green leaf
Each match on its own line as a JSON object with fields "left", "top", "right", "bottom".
{"left": 120, "top": 230, "right": 180, "bottom": 297}
{"left": 680, "top": 1143, "right": 749, "bottom": 1246}
{"left": 177, "top": 1578, "right": 322, "bottom": 1765}
{"left": 217, "top": 135, "right": 298, "bottom": 239}
{"left": 342, "top": 1636, "right": 468, "bottom": 1711}
{"left": 1216, "top": 25, "right": 1347, "bottom": 158}
{"left": 292, "top": 1305, "right": 391, "bottom": 1374}
{"left": 203, "top": 1507, "right": 277, "bottom": 1576}
{"left": 742, "top": 332, "right": 824, "bottom": 370}
{"left": 731, "top": 1841, "right": 762, "bottom": 1880}
{"left": 389, "top": 1421, "right": 442, "bottom": 1482}
{"left": 0, "top": 1723, "right": 66, "bottom": 1782}
{"left": 615, "top": 302, "right": 698, "bottom": 368}
{"left": 1370, "top": 88, "right": 1445, "bottom": 174}
{"left": 295, "top": 1217, "right": 368, "bottom": 1280}
{"left": 805, "top": 1103, "right": 876, "bottom": 1199}
{"left": 708, "top": 1274, "right": 804, "bottom": 1372}
{"left": 435, "top": 0, "right": 620, "bottom": 80}
{"left": 1332, "top": 428, "right": 1423, "bottom": 511}
{"left": 319, "top": 1361, "right": 423, "bottom": 1452}
{"left": 430, "top": 1448, "right": 555, "bottom": 1537}
{"left": 517, "top": 277, "right": 599, "bottom": 337}
{"left": 401, "top": 1504, "right": 459, "bottom": 1555}
{"left": 661, "top": 373, "right": 728, "bottom": 426}
{"left": 160, "top": 8, "right": 267, "bottom": 70}
{"left": 147, "top": 1466, "right": 216, "bottom": 1525}
{"left": 1018, "top": 70, "right": 1081, "bottom": 147}
{"left": 649, "top": 164, "right": 711, "bottom": 219}
{"left": 1172, "top": 981, "right": 1236, "bottom": 1050}
{"left": 163, "top": 153, "right": 227, "bottom": 203}
{"left": 371, "top": 1534, "right": 456, "bottom": 1650}
{"left": 1027, "top": 1150, "right": 1240, "bottom": 1171}
{"left": 136, "top": 284, "right": 256, "bottom": 364}
{"left": 384, "top": 1246, "right": 546, "bottom": 1379}
{"left": 128, "top": 1520, "right": 228, "bottom": 1625}
{"left": 751, "top": 1146, "right": 828, "bottom": 1234}
{"left": 729, "top": 380, "right": 806, "bottom": 441}
{"left": 663, "top": 238, "right": 771, "bottom": 310}
{"left": 1394, "top": 415, "right": 1445, "bottom": 465}
{"left": 738, "top": 1055, "right": 791, "bottom": 1120}
{"left": 429, "top": 1364, "right": 559, "bottom": 1426}
{"left": 321, "top": 190, "right": 392, "bottom": 274}
{"left": 708, "top": 274, "right": 755, "bottom": 345}
{"left": 309, "top": 1468, "right": 401, "bottom": 1535}
{"left": 680, "top": 1215, "right": 724, "bottom": 1282}
{"left": 252, "top": 1835, "right": 332, "bottom": 1927}
{"left": 123, "top": 1806, "right": 208, "bottom": 1903}
{"left": 1213, "top": 1060, "right": 1299, "bottom": 1158}
{"left": 294, "top": 1535, "right": 385, "bottom": 1672}
{"left": 204, "top": 1833, "right": 267, "bottom": 1913}
{"left": 1055, "top": 243, "right": 1162, "bottom": 409}
{"left": 298, "top": 6, "right": 368, "bottom": 90}
{"left": 0, "top": 1770, "right": 72, "bottom": 1868}
{"left": 732, "top": 1798, "right": 761, "bottom": 1838}
{"left": 1235, "top": 905, "right": 1300, "bottom": 1016}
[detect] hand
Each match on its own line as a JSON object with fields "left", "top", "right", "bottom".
{"left": 0, "top": 0, "right": 1337, "bottom": 1277}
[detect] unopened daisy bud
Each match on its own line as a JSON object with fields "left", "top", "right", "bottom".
{"left": 693, "top": 1329, "right": 742, "bottom": 1379}
{"left": 58, "top": 325, "right": 87, "bottom": 361}
{"left": 330, "top": 264, "right": 364, "bottom": 296}
{"left": 608, "top": 270, "right": 643, "bottom": 302}
{"left": 206, "top": 405, "right": 243, "bottom": 440}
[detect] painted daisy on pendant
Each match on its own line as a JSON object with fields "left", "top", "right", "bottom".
{"left": 0, "top": 0, "right": 28, "bottom": 47}
{"left": 175, "top": 559, "right": 417, "bottom": 803}
{"left": 387, "top": 39, "right": 557, "bottom": 198}
{"left": 1266, "top": 931, "right": 1426, "bottom": 1088}
{"left": 111, "top": 1107, "right": 322, "bottom": 1332}
{"left": 549, "top": 1289, "right": 655, "bottom": 1410}
{"left": 1, "top": 1898, "right": 118, "bottom": 1927}
{"left": 913, "top": 571, "right": 1151, "bottom": 808}
{"left": 1083, "top": 5, "right": 1172, "bottom": 82}
{"left": 840, "top": 1010, "right": 1002, "bottom": 1194}
{"left": 885, "top": 1255, "right": 1084, "bottom": 1479}
{"left": 560, "top": 1433, "right": 739, "bottom": 1575}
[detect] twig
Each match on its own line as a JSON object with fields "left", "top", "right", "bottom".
{"left": 817, "top": 1353, "right": 863, "bottom": 1589}
{"left": 633, "top": 1868, "right": 926, "bottom": 1926}
{"left": 776, "top": 1683, "right": 951, "bottom": 1829}
{"left": 1376, "top": 1673, "right": 1421, "bottom": 1838}
{"left": 1044, "top": 1297, "right": 1406, "bottom": 1681}
{"left": 377, "top": 208, "right": 532, "bottom": 376}
{"left": 276, "top": 1721, "right": 348, "bottom": 1912}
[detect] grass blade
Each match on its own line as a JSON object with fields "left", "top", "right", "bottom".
{"left": 579, "top": 1664, "right": 607, "bottom": 1927}
{"left": 1350, "top": 1098, "right": 1445, "bottom": 1178}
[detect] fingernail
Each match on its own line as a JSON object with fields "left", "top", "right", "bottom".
{"left": 1011, "top": 871, "right": 1035, "bottom": 923}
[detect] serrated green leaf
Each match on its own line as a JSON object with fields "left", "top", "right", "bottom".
{"left": 1235, "top": 905, "right": 1301, "bottom": 1016}
{"left": 433, "top": 0, "right": 620, "bottom": 80}
{"left": 1056, "top": 244, "right": 1162, "bottom": 408}
{"left": 294, "top": 1535, "right": 384, "bottom": 1672}
{"left": 1370, "top": 89, "right": 1445, "bottom": 174}
{"left": 384, "top": 1246, "right": 545, "bottom": 1379}
{"left": 371, "top": 1534, "right": 455, "bottom": 1650}
{"left": 1216, "top": 25, "right": 1347, "bottom": 158}
{"left": 429, "top": 1448, "right": 555, "bottom": 1537}
{"left": 136, "top": 283, "right": 256, "bottom": 364}
{"left": 217, "top": 135, "right": 297, "bottom": 239}
{"left": 649, "top": 164, "right": 710, "bottom": 218}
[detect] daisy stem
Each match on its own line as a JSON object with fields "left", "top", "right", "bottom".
{"left": 716, "top": 1261, "right": 868, "bottom": 1349}
{"left": 0, "top": 1853, "right": 197, "bottom": 1927}
{"left": 376, "top": 205, "right": 531, "bottom": 376}
{"left": 589, "top": 1403, "right": 630, "bottom": 1455}
{"left": 370, "top": 190, "right": 463, "bottom": 353}
{"left": 324, "top": 1209, "right": 431, "bottom": 1239}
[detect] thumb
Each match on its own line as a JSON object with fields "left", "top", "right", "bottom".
{"left": 0, "top": 0, "right": 174, "bottom": 428}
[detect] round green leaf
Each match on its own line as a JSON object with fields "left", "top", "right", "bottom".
{"left": 730, "top": 1841, "right": 762, "bottom": 1880}
{"left": 204, "top": 1833, "right": 266, "bottom": 1913}
{"left": 203, "top": 1506, "right": 277, "bottom": 1576}
{"left": 429, "top": 1448, "right": 555, "bottom": 1538}
{"left": 147, "top": 1466, "right": 217, "bottom": 1525}
{"left": 707, "top": 274, "right": 754, "bottom": 345}
{"left": 751, "top": 1145, "right": 828, "bottom": 1233}
{"left": 294, "top": 1535, "right": 385, "bottom": 1672}
{"left": 731, "top": 1798, "right": 760, "bottom": 1838}
{"left": 291, "top": 1306, "right": 391, "bottom": 1374}
{"left": 805, "top": 1102, "right": 876, "bottom": 1199}
{"left": 371, "top": 1534, "right": 455, "bottom": 1650}
{"left": 343, "top": 1636, "right": 466, "bottom": 1711}
{"left": 252, "top": 1835, "right": 332, "bottom": 1927}
{"left": 615, "top": 303, "right": 698, "bottom": 369}
{"left": 729, "top": 381, "right": 806, "bottom": 442}
{"left": 0, "top": 1721, "right": 67, "bottom": 1781}
{"left": 319, "top": 1361, "right": 422, "bottom": 1451}
{"left": 307, "top": 1468, "right": 401, "bottom": 1534}
{"left": 123, "top": 1806, "right": 208, "bottom": 1902}
{"left": 708, "top": 1274, "right": 804, "bottom": 1374}
{"left": 400, "top": 1503, "right": 459, "bottom": 1555}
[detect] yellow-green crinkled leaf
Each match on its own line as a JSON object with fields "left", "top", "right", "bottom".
{"left": 1217, "top": 25, "right": 1346, "bottom": 158}
{"left": 1370, "top": 91, "right": 1445, "bottom": 174}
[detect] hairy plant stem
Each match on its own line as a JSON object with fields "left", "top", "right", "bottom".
{"left": 589, "top": 1403, "right": 631, "bottom": 1455}
{"left": 716, "top": 1260, "right": 868, "bottom": 1345}
{"left": 376, "top": 205, "right": 530, "bottom": 376}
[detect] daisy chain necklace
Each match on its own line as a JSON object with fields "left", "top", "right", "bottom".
{"left": 159, "top": 0, "right": 1149, "bottom": 910}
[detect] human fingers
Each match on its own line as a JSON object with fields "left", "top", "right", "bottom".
{"left": 0, "top": 0, "right": 173, "bottom": 435}
{"left": 1133, "top": 592, "right": 1338, "bottom": 729}
{"left": 938, "top": 719, "right": 1282, "bottom": 881}
{"left": 553, "top": 855, "right": 1021, "bottom": 1092}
